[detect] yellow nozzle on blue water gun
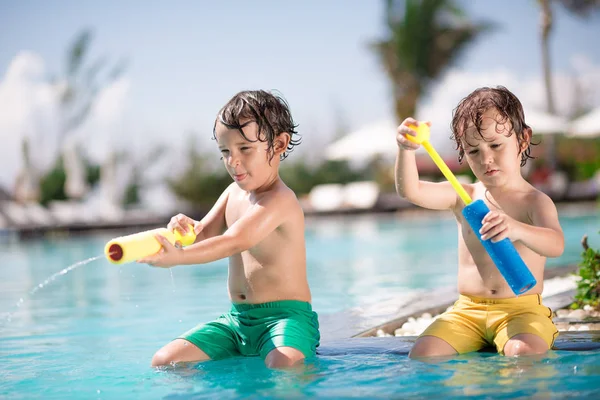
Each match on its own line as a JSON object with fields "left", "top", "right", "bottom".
{"left": 104, "top": 225, "right": 196, "bottom": 265}
{"left": 406, "top": 123, "right": 472, "bottom": 205}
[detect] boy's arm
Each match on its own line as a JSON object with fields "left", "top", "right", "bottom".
{"left": 481, "top": 191, "right": 564, "bottom": 258}
{"left": 395, "top": 120, "right": 459, "bottom": 211}
{"left": 194, "top": 183, "right": 232, "bottom": 241}
{"left": 166, "top": 183, "right": 231, "bottom": 243}
{"left": 176, "top": 190, "right": 294, "bottom": 265}
{"left": 519, "top": 192, "right": 564, "bottom": 257}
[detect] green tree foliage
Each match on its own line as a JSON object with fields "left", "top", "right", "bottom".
{"left": 56, "top": 29, "right": 127, "bottom": 142}
{"left": 122, "top": 181, "right": 140, "bottom": 206}
{"left": 121, "top": 146, "right": 167, "bottom": 207}
{"left": 281, "top": 160, "right": 370, "bottom": 196}
{"left": 38, "top": 156, "right": 104, "bottom": 206}
{"left": 372, "top": 0, "right": 493, "bottom": 121}
{"left": 167, "top": 133, "right": 376, "bottom": 207}
{"left": 572, "top": 233, "right": 600, "bottom": 309}
{"left": 556, "top": 137, "right": 600, "bottom": 181}
{"left": 537, "top": 0, "right": 600, "bottom": 116}
{"left": 39, "top": 157, "right": 67, "bottom": 206}
{"left": 85, "top": 159, "right": 101, "bottom": 187}
{"left": 38, "top": 29, "right": 126, "bottom": 205}
{"left": 167, "top": 136, "right": 231, "bottom": 210}
{"left": 537, "top": 0, "right": 600, "bottom": 169}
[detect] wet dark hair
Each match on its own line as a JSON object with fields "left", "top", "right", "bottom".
{"left": 213, "top": 90, "right": 300, "bottom": 161}
{"left": 450, "top": 86, "right": 536, "bottom": 167}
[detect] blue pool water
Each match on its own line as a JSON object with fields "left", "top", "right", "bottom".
{"left": 1, "top": 210, "right": 599, "bottom": 399}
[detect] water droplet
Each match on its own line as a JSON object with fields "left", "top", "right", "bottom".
{"left": 179, "top": 320, "right": 182, "bottom": 323}
{"left": 5, "top": 254, "right": 104, "bottom": 324}
{"left": 135, "top": 305, "right": 139, "bottom": 308}
{"left": 97, "top": 389, "right": 101, "bottom": 394}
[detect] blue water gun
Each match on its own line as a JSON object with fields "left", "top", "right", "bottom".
{"left": 406, "top": 123, "right": 536, "bottom": 295}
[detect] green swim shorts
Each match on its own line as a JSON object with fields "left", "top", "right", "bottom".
{"left": 178, "top": 300, "right": 320, "bottom": 360}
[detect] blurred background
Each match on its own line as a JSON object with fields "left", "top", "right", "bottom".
{"left": 2, "top": 3, "right": 600, "bottom": 397}
{"left": 0, "top": 0, "right": 599, "bottom": 233}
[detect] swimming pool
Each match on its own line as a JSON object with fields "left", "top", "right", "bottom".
{"left": 1, "top": 209, "right": 599, "bottom": 398}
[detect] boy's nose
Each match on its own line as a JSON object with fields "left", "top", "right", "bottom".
{"left": 482, "top": 151, "right": 493, "bottom": 164}
{"left": 227, "top": 155, "right": 240, "bottom": 167}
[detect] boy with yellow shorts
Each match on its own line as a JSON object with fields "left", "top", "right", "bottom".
{"left": 394, "top": 86, "right": 563, "bottom": 357}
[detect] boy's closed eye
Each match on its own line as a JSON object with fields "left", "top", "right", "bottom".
{"left": 467, "top": 143, "right": 501, "bottom": 154}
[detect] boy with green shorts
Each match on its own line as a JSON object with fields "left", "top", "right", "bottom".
{"left": 139, "top": 90, "right": 319, "bottom": 369}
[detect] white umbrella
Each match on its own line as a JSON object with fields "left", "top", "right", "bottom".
{"left": 325, "top": 120, "right": 398, "bottom": 162}
{"left": 568, "top": 107, "right": 600, "bottom": 138}
{"left": 326, "top": 110, "right": 568, "bottom": 163}
{"left": 525, "top": 109, "right": 569, "bottom": 135}
{"left": 523, "top": 109, "right": 569, "bottom": 171}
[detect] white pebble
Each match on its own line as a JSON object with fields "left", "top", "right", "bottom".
{"left": 555, "top": 309, "right": 570, "bottom": 318}
{"left": 578, "top": 325, "right": 590, "bottom": 331}
{"left": 569, "top": 309, "right": 586, "bottom": 319}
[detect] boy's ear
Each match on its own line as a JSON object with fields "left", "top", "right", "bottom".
{"left": 521, "top": 127, "right": 533, "bottom": 151}
{"left": 274, "top": 132, "right": 291, "bottom": 154}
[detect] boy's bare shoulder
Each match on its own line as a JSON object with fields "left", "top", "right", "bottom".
{"left": 525, "top": 184, "right": 553, "bottom": 205}
{"left": 258, "top": 182, "right": 302, "bottom": 212}
{"left": 260, "top": 181, "right": 301, "bottom": 207}
{"left": 523, "top": 184, "right": 557, "bottom": 215}
{"left": 463, "top": 181, "right": 485, "bottom": 200}
{"left": 223, "top": 182, "right": 238, "bottom": 195}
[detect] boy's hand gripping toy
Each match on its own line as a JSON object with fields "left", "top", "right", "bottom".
{"left": 405, "top": 123, "right": 536, "bottom": 295}
{"left": 104, "top": 226, "right": 197, "bottom": 265}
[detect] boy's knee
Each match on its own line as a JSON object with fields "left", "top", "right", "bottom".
{"left": 151, "top": 350, "right": 172, "bottom": 367}
{"left": 503, "top": 334, "right": 549, "bottom": 357}
{"left": 264, "top": 347, "right": 305, "bottom": 369}
{"left": 409, "top": 336, "right": 457, "bottom": 359}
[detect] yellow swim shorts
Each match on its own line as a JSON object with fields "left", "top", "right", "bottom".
{"left": 419, "top": 294, "right": 559, "bottom": 355}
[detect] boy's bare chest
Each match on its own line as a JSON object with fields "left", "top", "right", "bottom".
{"left": 458, "top": 197, "right": 531, "bottom": 242}
{"left": 225, "top": 190, "right": 257, "bottom": 227}
{"left": 470, "top": 185, "right": 531, "bottom": 222}
{"left": 225, "top": 201, "right": 252, "bottom": 227}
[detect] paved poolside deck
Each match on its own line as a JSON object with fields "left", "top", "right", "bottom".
{"left": 317, "top": 331, "right": 600, "bottom": 356}
{"left": 319, "top": 265, "right": 580, "bottom": 341}
{"left": 317, "top": 263, "right": 600, "bottom": 354}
